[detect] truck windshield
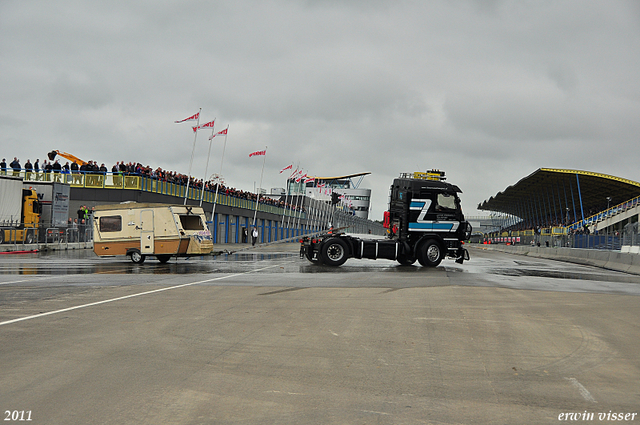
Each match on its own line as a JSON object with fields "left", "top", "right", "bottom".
{"left": 436, "top": 193, "right": 457, "bottom": 211}
{"left": 179, "top": 215, "right": 203, "bottom": 230}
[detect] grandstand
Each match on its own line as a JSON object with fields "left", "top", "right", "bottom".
{"left": 477, "top": 168, "right": 640, "bottom": 247}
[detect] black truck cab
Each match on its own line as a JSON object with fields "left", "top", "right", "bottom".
{"left": 301, "top": 171, "right": 471, "bottom": 267}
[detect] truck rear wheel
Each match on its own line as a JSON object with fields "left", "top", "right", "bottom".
{"left": 417, "top": 239, "right": 443, "bottom": 267}
{"left": 320, "top": 238, "right": 349, "bottom": 267}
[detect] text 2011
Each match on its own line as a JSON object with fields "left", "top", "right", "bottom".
{"left": 4, "top": 411, "right": 32, "bottom": 421}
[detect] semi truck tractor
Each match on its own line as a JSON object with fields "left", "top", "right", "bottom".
{"left": 0, "top": 175, "right": 41, "bottom": 244}
{"left": 300, "top": 171, "right": 471, "bottom": 267}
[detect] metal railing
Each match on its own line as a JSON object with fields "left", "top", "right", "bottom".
{"left": 41, "top": 224, "right": 92, "bottom": 245}
{"left": 567, "top": 195, "right": 640, "bottom": 232}
{"left": 622, "top": 222, "right": 640, "bottom": 247}
{"left": 5, "top": 169, "right": 387, "bottom": 242}
{"left": 8, "top": 169, "right": 306, "bottom": 219}
{"left": 479, "top": 226, "right": 627, "bottom": 250}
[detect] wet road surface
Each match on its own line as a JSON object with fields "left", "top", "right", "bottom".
{"left": 1, "top": 245, "right": 639, "bottom": 424}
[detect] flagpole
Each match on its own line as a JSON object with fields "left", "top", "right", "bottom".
{"left": 294, "top": 182, "right": 304, "bottom": 234}
{"left": 280, "top": 165, "right": 293, "bottom": 237}
{"left": 292, "top": 170, "right": 304, "bottom": 236}
{"left": 286, "top": 165, "right": 299, "bottom": 231}
{"left": 280, "top": 181, "right": 289, "bottom": 239}
{"left": 252, "top": 146, "right": 267, "bottom": 227}
{"left": 211, "top": 126, "right": 229, "bottom": 223}
{"left": 199, "top": 119, "right": 216, "bottom": 206}
{"left": 184, "top": 108, "right": 201, "bottom": 205}
{"left": 296, "top": 176, "right": 310, "bottom": 234}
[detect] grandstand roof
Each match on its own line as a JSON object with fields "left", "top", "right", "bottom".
{"left": 478, "top": 168, "right": 640, "bottom": 226}
{"left": 310, "top": 172, "right": 371, "bottom": 180}
{"left": 302, "top": 172, "right": 371, "bottom": 190}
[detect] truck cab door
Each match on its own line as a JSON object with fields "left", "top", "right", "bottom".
{"left": 140, "top": 210, "right": 154, "bottom": 254}
{"left": 434, "top": 193, "right": 458, "bottom": 221}
{"left": 408, "top": 193, "right": 435, "bottom": 232}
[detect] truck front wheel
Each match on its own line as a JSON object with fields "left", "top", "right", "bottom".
{"left": 320, "top": 238, "right": 349, "bottom": 267}
{"left": 417, "top": 239, "right": 443, "bottom": 267}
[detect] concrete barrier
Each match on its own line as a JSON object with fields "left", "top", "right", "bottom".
{"left": 605, "top": 251, "right": 629, "bottom": 273}
{"left": 630, "top": 253, "right": 640, "bottom": 275}
{"left": 474, "top": 244, "right": 640, "bottom": 276}
{"left": 586, "top": 249, "right": 609, "bottom": 269}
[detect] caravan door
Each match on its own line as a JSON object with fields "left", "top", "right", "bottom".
{"left": 140, "top": 210, "right": 154, "bottom": 254}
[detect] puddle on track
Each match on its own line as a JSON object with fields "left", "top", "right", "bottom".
{"left": 489, "top": 268, "right": 640, "bottom": 284}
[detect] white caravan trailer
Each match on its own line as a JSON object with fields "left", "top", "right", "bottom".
{"left": 93, "top": 203, "right": 213, "bottom": 263}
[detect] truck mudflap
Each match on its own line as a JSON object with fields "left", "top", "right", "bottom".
{"left": 455, "top": 247, "right": 470, "bottom": 264}
{"left": 300, "top": 236, "right": 320, "bottom": 262}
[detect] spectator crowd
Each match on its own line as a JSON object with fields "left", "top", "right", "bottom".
{"left": 1, "top": 156, "right": 305, "bottom": 213}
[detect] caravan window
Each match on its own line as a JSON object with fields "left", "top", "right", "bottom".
{"left": 179, "top": 215, "right": 203, "bottom": 230}
{"left": 100, "top": 216, "right": 122, "bottom": 232}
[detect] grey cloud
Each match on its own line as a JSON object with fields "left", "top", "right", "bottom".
{"left": 2, "top": 0, "right": 639, "bottom": 218}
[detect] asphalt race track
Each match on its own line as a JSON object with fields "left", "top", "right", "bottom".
{"left": 1, "top": 245, "right": 639, "bottom": 424}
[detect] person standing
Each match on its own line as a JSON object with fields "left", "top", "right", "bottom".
{"left": 24, "top": 159, "right": 33, "bottom": 180}
{"left": 0, "top": 158, "right": 6, "bottom": 175}
{"left": 99, "top": 163, "right": 107, "bottom": 177}
{"left": 10, "top": 157, "right": 20, "bottom": 176}
{"left": 67, "top": 217, "right": 74, "bottom": 242}
{"left": 252, "top": 227, "right": 258, "bottom": 246}
{"left": 77, "top": 205, "right": 88, "bottom": 242}
{"left": 52, "top": 159, "right": 62, "bottom": 182}
{"left": 71, "top": 161, "right": 80, "bottom": 184}
{"left": 62, "top": 162, "right": 71, "bottom": 183}
{"left": 79, "top": 161, "right": 88, "bottom": 185}
{"left": 44, "top": 160, "right": 53, "bottom": 181}
{"left": 34, "top": 158, "right": 40, "bottom": 181}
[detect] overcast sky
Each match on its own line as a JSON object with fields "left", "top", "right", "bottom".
{"left": 2, "top": 0, "right": 639, "bottom": 219}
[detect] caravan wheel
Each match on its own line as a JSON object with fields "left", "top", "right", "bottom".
{"left": 130, "top": 250, "right": 146, "bottom": 264}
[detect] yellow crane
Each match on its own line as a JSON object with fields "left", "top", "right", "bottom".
{"left": 47, "top": 150, "right": 87, "bottom": 166}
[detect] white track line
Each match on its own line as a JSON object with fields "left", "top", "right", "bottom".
{"left": 0, "top": 274, "right": 72, "bottom": 286}
{"left": 0, "top": 263, "right": 286, "bottom": 327}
